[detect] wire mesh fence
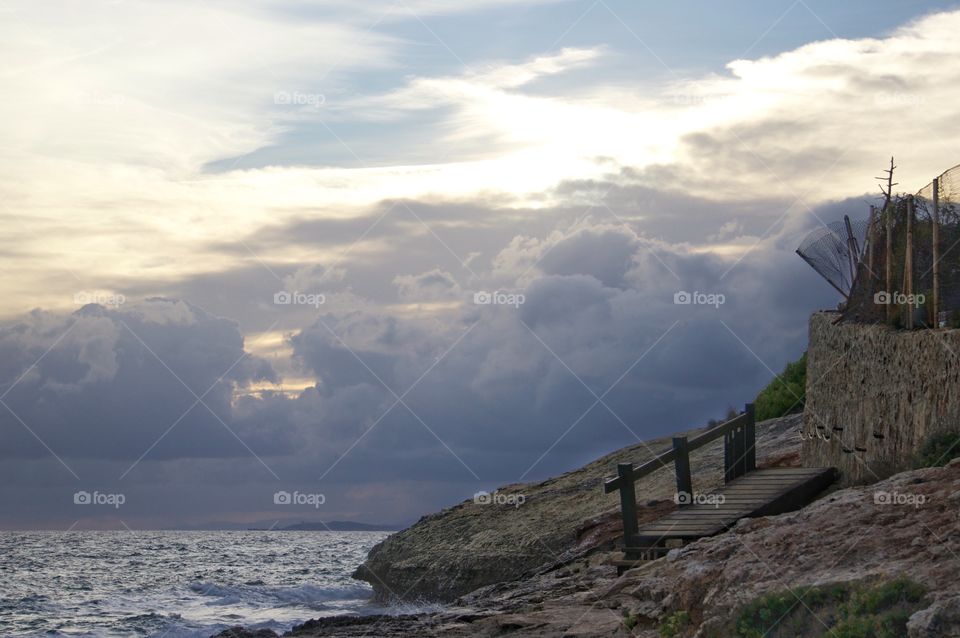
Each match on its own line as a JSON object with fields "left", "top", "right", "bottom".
{"left": 799, "top": 163, "right": 960, "bottom": 328}
{"left": 796, "top": 219, "right": 870, "bottom": 298}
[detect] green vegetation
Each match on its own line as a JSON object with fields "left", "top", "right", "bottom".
{"left": 658, "top": 610, "right": 690, "bottom": 637}
{"left": 622, "top": 608, "right": 639, "bottom": 631}
{"left": 754, "top": 352, "right": 807, "bottom": 421}
{"left": 732, "top": 579, "right": 925, "bottom": 638}
{"left": 916, "top": 428, "right": 960, "bottom": 467}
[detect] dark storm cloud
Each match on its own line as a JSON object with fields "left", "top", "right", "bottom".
{"left": 0, "top": 178, "right": 852, "bottom": 527}
{"left": 0, "top": 300, "right": 281, "bottom": 462}
{"left": 279, "top": 218, "right": 839, "bottom": 486}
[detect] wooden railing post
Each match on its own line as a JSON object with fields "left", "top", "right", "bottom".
{"left": 724, "top": 429, "right": 734, "bottom": 483}
{"left": 616, "top": 463, "right": 639, "bottom": 548}
{"left": 744, "top": 403, "right": 756, "bottom": 472}
{"left": 933, "top": 177, "right": 941, "bottom": 326}
{"left": 672, "top": 436, "right": 693, "bottom": 506}
{"left": 734, "top": 422, "right": 746, "bottom": 479}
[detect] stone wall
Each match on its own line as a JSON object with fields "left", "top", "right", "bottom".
{"left": 802, "top": 311, "right": 960, "bottom": 483}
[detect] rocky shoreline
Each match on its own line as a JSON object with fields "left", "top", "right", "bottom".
{"left": 353, "top": 413, "right": 803, "bottom": 603}
{"left": 216, "top": 413, "right": 960, "bottom": 636}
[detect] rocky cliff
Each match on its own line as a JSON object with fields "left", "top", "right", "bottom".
{"left": 217, "top": 453, "right": 960, "bottom": 637}
{"left": 352, "top": 414, "right": 802, "bottom": 602}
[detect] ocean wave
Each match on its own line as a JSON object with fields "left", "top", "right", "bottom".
{"left": 188, "top": 581, "right": 374, "bottom": 607}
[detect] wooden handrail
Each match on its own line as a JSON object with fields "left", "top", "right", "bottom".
{"left": 603, "top": 447, "right": 676, "bottom": 493}
{"left": 604, "top": 403, "right": 756, "bottom": 558}
{"left": 603, "top": 410, "right": 750, "bottom": 493}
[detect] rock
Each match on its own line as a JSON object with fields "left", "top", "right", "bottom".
{"left": 223, "top": 442, "right": 960, "bottom": 638}
{"left": 908, "top": 597, "right": 960, "bottom": 637}
{"left": 353, "top": 414, "right": 803, "bottom": 602}
{"left": 947, "top": 457, "right": 960, "bottom": 469}
{"left": 212, "top": 628, "right": 279, "bottom": 638}
{"left": 222, "top": 400, "right": 960, "bottom": 638}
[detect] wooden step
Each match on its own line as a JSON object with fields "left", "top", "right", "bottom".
{"left": 624, "top": 467, "right": 838, "bottom": 560}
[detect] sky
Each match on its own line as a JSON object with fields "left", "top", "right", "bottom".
{"left": 1, "top": 0, "right": 958, "bottom": 529}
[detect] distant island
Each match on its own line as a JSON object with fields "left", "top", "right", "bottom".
{"left": 250, "top": 521, "right": 400, "bottom": 532}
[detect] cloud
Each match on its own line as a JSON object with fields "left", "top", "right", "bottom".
{"left": 0, "top": 188, "right": 843, "bottom": 527}
{"left": 394, "top": 268, "right": 461, "bottom": 301}
{"left": 6, "top": 7, "right": 960, "bottom": 320}
{"left": 0, "top": 300, "right": 280, "bottom": 463}
{"left": 5, "top": 3, "right": 957, "bottom": 527}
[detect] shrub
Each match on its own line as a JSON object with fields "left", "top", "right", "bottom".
{"left": 732, "top": 578, "right": 925, "bottom": 638}
{"left": 916, "top": 428, "right": 960, "bottom": 467}
{"left": 659, "top": 610, "right": 690, "bottom": 637}
{"left": 754, "top": 352, "right": 807, "bottom": 421}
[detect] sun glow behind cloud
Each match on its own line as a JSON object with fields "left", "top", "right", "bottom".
{"left": 2, "top": 1, "right": 960, "bottom": 317}
{"left": 5, "top": 0, "right": 960, "bottom": 529}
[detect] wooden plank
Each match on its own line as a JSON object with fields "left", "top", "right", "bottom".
{"left": 632, "top": 530, "right": 726, "bottom": 539}
{"left": 633, "top": 527, "right": 727, "bottom": 536}
{"left": 739, "top": 469, "right": 822, "bottom": 477}
{"left": 638, "top": 518, "right": 737, "bottom": 528}
{"left": 633, "top": 467, "right": 837, "bottom": 544}
{"left": 730, "top": 483, "right": 808, "bottom": 487}
{"left": 638, "top": 522, "right": 735, "bottom": 530}
{"left": 604, "top": 447, "right": 676, "bottom": 493}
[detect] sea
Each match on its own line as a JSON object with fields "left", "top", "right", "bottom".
{"left": 0, "top": 530, "right": 423, "bottom": 637}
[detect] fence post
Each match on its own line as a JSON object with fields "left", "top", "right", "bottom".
{"left": 844, "top": 215, "right": 859, "bottom": 286}
{"left": 744, "top": 403, "right": 756, "bottom": 472}
{"left": 906, "top": 196, "right": 915, "bottom": 329}
{"left": 886, "top": 202, "right": 894, "bottom": 325}
{"left": 932, "top": 177, "right": 941, "bottom": 326}
{"left": 616, "top": 463, "right": 639, "bottom": 548}
{"left": 672, "top": 437, "right": 693, "bottom": 506}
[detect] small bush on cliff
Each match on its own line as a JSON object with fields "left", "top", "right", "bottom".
{"left": 658, "top": 610, "right": 690, "bottom": 637}
{"left": 916, "top": 428, "right": 960, "bottom": 467}
{"left": 732, "top": 578, "right": 925, "bottom": 638}
{"left": 754, "top": 352, "right": 806, "bottom": 421}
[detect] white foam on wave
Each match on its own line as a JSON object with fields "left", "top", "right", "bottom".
{"left": 188, "top": 581, "right": 374, "bottom": 607}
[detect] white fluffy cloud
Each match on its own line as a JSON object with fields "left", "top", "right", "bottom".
{"left": 3, "top": 6, "right": 960, "bottom": 319}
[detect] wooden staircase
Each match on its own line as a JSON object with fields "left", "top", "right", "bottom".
{"left": 604, "top": 405, "right": 837, "bottom": 573}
